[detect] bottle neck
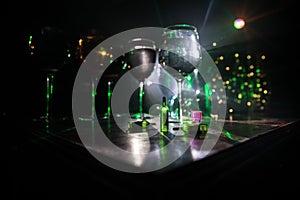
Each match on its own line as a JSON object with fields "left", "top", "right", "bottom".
{"left": 162, "top": 97, "right": 167, "bottom": 107}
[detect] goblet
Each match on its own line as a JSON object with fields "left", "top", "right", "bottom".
{"left": 159, "top": 24, "right": 202, "bottom": 125}
{"left": 124, "top": 38, "right": 157, "bottom": 126}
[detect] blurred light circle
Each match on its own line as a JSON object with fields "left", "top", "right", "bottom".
{"left": 234, "top": 18, "right": 246, "bottom": 29}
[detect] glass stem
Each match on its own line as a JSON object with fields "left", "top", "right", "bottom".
{"left": 177, "top": 78, "right": 183, "bottom": 124}
{"left": 46, "top": 73, "right": 54, "bottom": 121}
{"left": 107, "top": 81, "right": 112, "bottom": 118}
{"left": 139, "top": 81, "right": 144, "bottom": 120}
{"left": 91, "top": 77, "right": 95, "bottom": 120}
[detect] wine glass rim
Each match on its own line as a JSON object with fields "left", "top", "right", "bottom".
{"left": 128, "top": 37, "right": 157, "bottom": 50}
{"left": 164, "top": 24, "right": 197, "bottom": 31}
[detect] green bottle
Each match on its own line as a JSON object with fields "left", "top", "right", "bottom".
{"left": 160, "top": 97, "right": 169, "bottom": 133}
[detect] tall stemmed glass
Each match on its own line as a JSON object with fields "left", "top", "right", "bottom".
{"left": 159, "top": 24, "right": 202, "bottom": 125}
{"left": 124, "top": 38, "right": 156, "bottom": 126}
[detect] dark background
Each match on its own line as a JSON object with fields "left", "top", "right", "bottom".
{"left": 2, "top": 0, "right": 299, "bottom": 120}
{"left": 2, "top": 0, "right": 300, "bottom": 198}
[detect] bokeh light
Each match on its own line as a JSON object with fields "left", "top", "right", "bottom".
{"left": 233, "top": 18, "right": 246, "bottom": 29}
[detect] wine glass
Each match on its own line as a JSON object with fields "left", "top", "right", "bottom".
{"left": 159, "top": 24, "right": 202, "bottom": 125}
{"left": 124, "top": 37, "right": 157, "bottom": 126}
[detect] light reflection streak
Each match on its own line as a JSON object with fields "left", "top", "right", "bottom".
{"left": 128, "top": 133, "right": 150, "bottom": 167}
